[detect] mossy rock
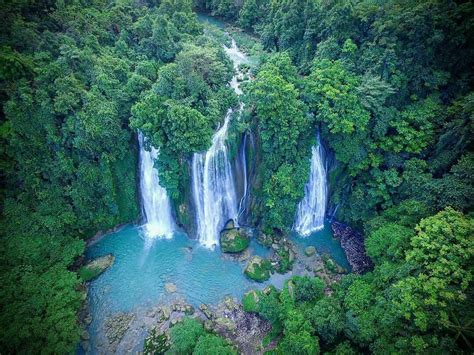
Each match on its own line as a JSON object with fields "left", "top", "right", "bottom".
{"left": 79, "top": 254, "right": 114, "bottom": 282}
{"left": 305, "top": 246, "right": 316, "bottom": 256}
{"left": 244, "top": 256, "right": 272, "bottom": 282}
{"left": 220, "top": 228, "right": 249, "bottom": 253}
{"left": 322, "top": 254, "right": 346, "bottom": 273}
{"left": 242, "top": 290, "right": 261, "bottom": 312}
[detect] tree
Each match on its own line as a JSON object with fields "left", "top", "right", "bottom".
{"left": 169, "top": 318, "right": 206, "bottom": 354}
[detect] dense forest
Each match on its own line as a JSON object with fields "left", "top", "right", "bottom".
{"left": 0, "top": 0, "right": 473, "bottom": 353}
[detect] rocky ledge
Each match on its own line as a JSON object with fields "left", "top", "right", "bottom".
{"left": 331, "top": 221, "right": 373, "bottom": 274}
{"left": 79, "top": 254, "right": 114, "bottom": 282}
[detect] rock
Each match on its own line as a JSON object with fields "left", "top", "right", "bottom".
{"left": 257, "top": 232, "right": 273, "bottom": 247}
{"left": 81, "top": 340, "right": 90, "bottom": 352}
{"left": 199, "top": 304, "right": 214, "bottom": 319}
{"left": 160, "top": 306, "right": 171, "bottom": 321}
{"left": 244, "top": 256, "right": 272, "bottom": 282}
{"left": 144, "top": 328, "right": 170, "bottom": 354}
{"left": 79, "top": 254, "right": 115, "bottom": 281}
{"left": 104, "top": 312, "right": 134, "bottom": 349}
{"left": 220, "top": 228, "right": 250, "bottom": 253}
{"left": 184, "top": 304, "right": 195, "bottom": 315}
{"left": 305, "top": 246, "right": 316, "bottom": 256}
{"left": 204, "top": 319, "right": 214, "bottom": 331}
{"left": 223, "top": 219, "right": 235, "bottom": 230}
{"left": 271, "top": 243, "right": 280, "bottom": 250}
{"left": 223, "top": 296, "right": 238, "bottom": 311}
{"left": 331, "top": 221, "right": 374, "bottom": 274}
{"left": 170, "top": 318, "right": 179, "bottom": 326}
{"left": 165, "top": 283, "right": 177, "bottom": 293}
{"left": 81, "top": 330, "right": 90, "bottom": 341}
{"left": 288, "top": 249, "right": 295, "bottom": 263}
{"left": 215, "top": 317, "right": 237, "bottom": 332}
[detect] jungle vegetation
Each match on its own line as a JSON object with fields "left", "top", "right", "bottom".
{"left": 0, "top": 0, "right": 473, "bottom": 353}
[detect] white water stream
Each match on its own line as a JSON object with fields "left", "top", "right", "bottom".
{"left": 294, "top": 136, "right": 328, "bottom": 236}
{"left": 138, "top": 132, "right": 175, "bottom": 239}
{"left": 191, "top": 39, "right": 248, "bottom": 248}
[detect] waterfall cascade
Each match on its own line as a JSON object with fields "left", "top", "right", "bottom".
{"left": 192, "top": 38, "right": 248, "bottom": 248}
{"left": 294, "top": 136, "right": 328, "bottom": 236}
{"left": 138, "top": 132, "right": 175, "bottom": 239}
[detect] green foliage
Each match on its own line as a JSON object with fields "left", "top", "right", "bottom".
{"left": 79, "top": 266, "right": 103, "bottom": 282}
{"left": 168, "top": 317, "right": 235, "bottom": 354}
{"left": 304, "top": 59, "right": 370, "bottom": 135}
{"left": 169, "top": 318, "right": 207, "bottom": 354}
{"left": 0, "top": 235, "right": 85, "bottom": 353}
{"left": 131, "top": 42, "right": 236, "bottom": 202}
{"left": 0, "top": 0, "right": 207, "bottom": 352}
{"left": 245, "top": 54, "right": 312, "bottom": 233}
{"left": 193, "top": 334, "right": 237, "bottom": 355}
{"left": 292, "top": 276, "right": 325, "bottom": 304}
{"left": 365, "top": 223, "right": 413, "bottom": 264}
{"left": 394, "top": 208, "right": 474, "bottom": 331}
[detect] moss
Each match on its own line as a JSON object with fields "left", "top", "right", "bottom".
{"left": 144, "top": 328, "right": 170, "bottom": 354}
{"left": 244, "top": 256, "right": 272, "bottom": 282}
{"left": 220, "top": 228, "right": 249, "bottom": 253}
{"left": 275, "top": 248, "right": 294, "bottom": 274}
{"left": 110, "top": 141, "right": 139, "bottom": 224}
{"left": 79, "top": 266, "right": 103, "bottom": 282}
{"left": 242, "top": 290, "right": 261, "bottom": 312}
{"left": 322, "top": 253, "right": 347, "bottom": 273}
{"left": 79, "top": 254, "right": 114, "bottom": 282}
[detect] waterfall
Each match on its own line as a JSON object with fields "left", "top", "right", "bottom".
{"left": 138, "top": 132, "right": 175, "bottom": 239}
{"left": 192, "top": 38, "right": 248, "bottom": 248}
{"left": 294, "top": 136, "right": 328, "bottom": 236}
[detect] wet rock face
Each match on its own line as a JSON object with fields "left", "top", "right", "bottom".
{"left": 331, "top": 221, "right": 374, "bottom": 274}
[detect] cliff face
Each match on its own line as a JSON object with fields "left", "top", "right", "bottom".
{"left": 331, "top": 221, "right": 374, "bottom": 274}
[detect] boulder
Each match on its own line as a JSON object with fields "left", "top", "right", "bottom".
{"left": 244, "top": 256, "right": 272, "bottom": 282}
{"left": 220, "top": 228, "right": 249, "bottom": 253}
{"left": 160, "top": 306, "right": 171, "bottom": 321}
{"left": 165, "top": 283, "right": 177, "bottom": 293}
{"left": 199, "top": 304, "right": 214, "bottom": 319}
{"left": 81, "top": 330, "right": 90, "bottom": 341}
{"left": 305, "top": 246, "right": 316, "bottom": 256}
{"left": 223, "top": 219, "right": 235, "bottom": 230}
{"left": 257, "top": 232, "right": 273, "bottom": 247}
{"left": 79, "top": 254, "right": 115, "bottom": 281}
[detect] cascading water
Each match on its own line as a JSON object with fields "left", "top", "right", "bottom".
{"left": 138, "top": 132, "right": 175, "bottom": 239}
{"left": 294, "top": 136, "right": 328, "bottom": 236}
{"left": 192, "top": 38, "right": 248, "bottom": 248}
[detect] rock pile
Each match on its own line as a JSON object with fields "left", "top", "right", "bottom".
{"left": 331, "top": 221, "right": 373, "bottom": 274}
